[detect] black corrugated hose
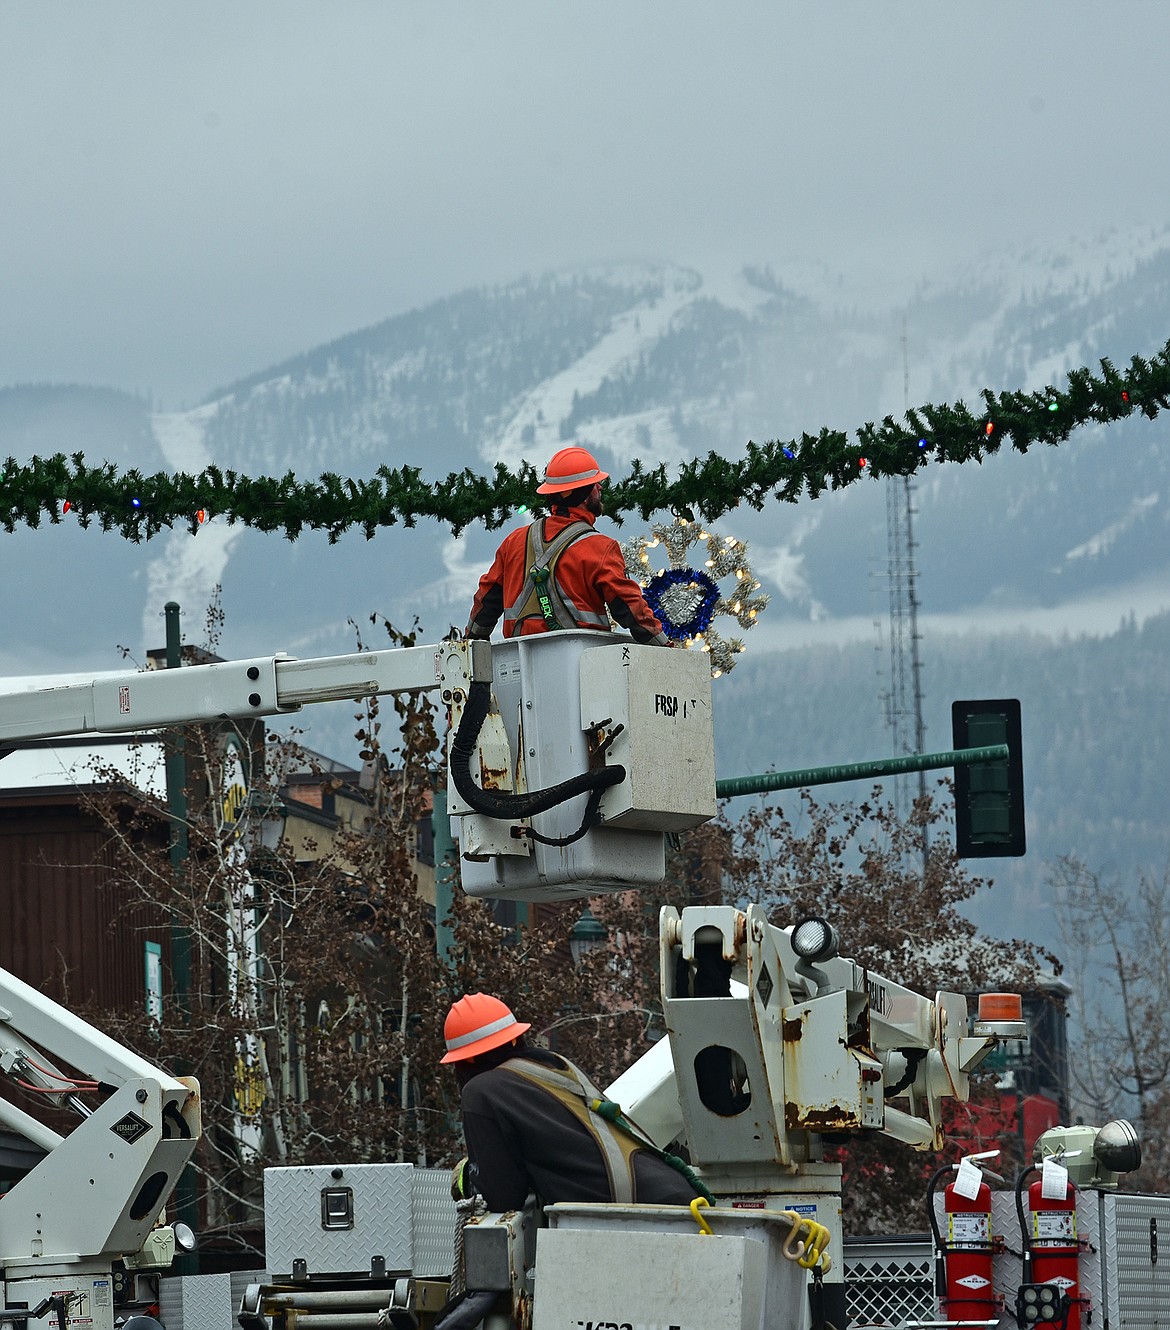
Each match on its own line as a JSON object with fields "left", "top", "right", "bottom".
{"left": 450, "top": 679, "right": 625, "bottom": 821}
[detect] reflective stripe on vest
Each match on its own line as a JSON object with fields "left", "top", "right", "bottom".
{"left": 503, "top": 520, "right": 602, "bottom": 634}
{"left": 499, "top": 1057, "right": 639, "bottom": 1203}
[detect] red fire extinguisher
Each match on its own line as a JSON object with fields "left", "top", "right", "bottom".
{"left": 1025, "top": 1173, "right": 1083, "bottom": 1330}
{"left": 928, "top": 1155, "right": 1000, "bottom": 1323}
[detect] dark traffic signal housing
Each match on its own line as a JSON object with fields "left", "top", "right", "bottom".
{"left": 951, "top": 698, "right": 1026, "bottom": 858}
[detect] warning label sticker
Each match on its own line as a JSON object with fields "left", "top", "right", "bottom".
{"left": 948, "top": 1212, "right": 990, "bottom": 1245}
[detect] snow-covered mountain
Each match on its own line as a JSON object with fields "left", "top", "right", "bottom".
{"left": 4, "top": 226, "right": 1170, "bottom": 938}
{"left": 59, "top": 227, "right": 1160, "bottom": 670}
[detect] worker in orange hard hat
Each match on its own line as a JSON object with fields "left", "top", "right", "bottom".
{"left": 465, "top": 446, "right": 670, "bottom": 645}
{"left": 441, "top": 992, "right": 705, "bottom": 1212}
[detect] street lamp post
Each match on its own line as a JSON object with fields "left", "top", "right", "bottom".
{"left": 569, "top": 907, "right": 607, "bottom": 966}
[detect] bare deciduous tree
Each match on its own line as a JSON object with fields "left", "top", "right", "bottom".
{"left": 1050, "top": 853, "right": 1170, "bottom": 1189}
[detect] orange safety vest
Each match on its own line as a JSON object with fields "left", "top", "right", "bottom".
{"left": 467, "top": 507, "right": 667, "bottom": 644}
{"left": 504, "top": 519, "right": 600, "bottom": 633}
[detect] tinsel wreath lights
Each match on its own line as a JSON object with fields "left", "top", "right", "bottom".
{"left": 3, "top": 342, "right": 1169, "bottom": 541}
{"left": 621, "top": 518, "right": 768, "bottom": 676}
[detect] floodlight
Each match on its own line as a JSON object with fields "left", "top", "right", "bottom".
{"left": 791, "top": 916, "right": 839, "bottom": 964}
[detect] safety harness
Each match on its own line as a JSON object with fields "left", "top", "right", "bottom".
{"left": 507, "top": 520, "right": 595, "bottom": 632}
{"left": 500, "top": 1057, "right": 715, "bottom": 1204}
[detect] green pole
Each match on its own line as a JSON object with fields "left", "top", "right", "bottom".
{"left": 164, "top": 603, "right": 190, "bottom": 1004}
{"left": 431, "top": 787, "right": 528, "bottom": 963}
{"left": 714, "top": 743, "right": 1010, "bottom": 801}
{"left": 163, "top": 601, "right": 198, "bottom": 1276}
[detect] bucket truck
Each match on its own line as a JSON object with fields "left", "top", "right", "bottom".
{"left": 0, "top": 632, "right": 1028, "bottom": 1329}
{"left": 0, "top": 632, "right": 711, "bottom": 1328}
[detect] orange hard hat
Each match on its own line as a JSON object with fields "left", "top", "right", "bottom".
{"left": 536, "top": 445, "right": 609, "bottom": 495}
{"left": 440, "top": 993, "right": 531, "bottom": 1064}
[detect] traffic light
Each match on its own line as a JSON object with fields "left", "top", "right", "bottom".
{"left": 951, "top": 698, "right": 1025, "bottom": 858}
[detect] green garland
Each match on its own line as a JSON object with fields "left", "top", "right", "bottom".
{"left": 2, "top": 343, "right": 1168, "bottom": 543}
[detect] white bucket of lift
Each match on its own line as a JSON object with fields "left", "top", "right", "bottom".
{"left": 534, "top": 1203, "right": 810, "bottom": 1330}
{"left": 454, "top": 632, "right": 714, "bottom": 902}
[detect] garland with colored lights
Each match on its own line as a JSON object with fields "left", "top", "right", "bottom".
{"left": 2, "top": 344, "right": 1168, "bottom": 542}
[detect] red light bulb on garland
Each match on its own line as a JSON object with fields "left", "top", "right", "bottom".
{"left": 985, "top": 421, "right": 995, "bottom": 436}
{"left": 859, "top": 457, "right": 867, "bottom": 469}
{"left": 1122, "top": 391, "right": 1130, "bottom": 404}
{"left": 196, "top": 509, "right": 206, "bottom": 525}
{"left": 62, "top": 500, "right": 72, "bottom": 514}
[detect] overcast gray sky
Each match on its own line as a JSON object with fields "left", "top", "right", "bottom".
{"left": 3, "top": 1, "right": 1169, "bottom": 408}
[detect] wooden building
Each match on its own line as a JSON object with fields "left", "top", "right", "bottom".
{"left": 0, "top": 729, "right": 435, "bottom": 1011}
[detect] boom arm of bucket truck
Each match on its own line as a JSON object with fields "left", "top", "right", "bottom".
{"left": 610, "top": 904, "right": 1027, "bottom": 1164}
{"left": 591, "top": 904, "right": 1028, "bottom": 1330}
{"left": 0, "top": 631, "right": 716, "bottom": 904}
{"left": 0, "top": 964, "right": 200, "bottom": 1295}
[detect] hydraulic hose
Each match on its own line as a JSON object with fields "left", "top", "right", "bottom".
{"left": 1016, "top": 1163, "right": 1039, "bottom": 1279}
{"left": 433, "top": 1290, "right": 499, "bottom": 1330}
{"left": 884, "top": 1048, "right": 926, "bottom": 1098}
{"left": 450, "top": 678, "right": 625, "bottom": 821}
{"left": 163, "top": 1100, "right": 192, "bottom": 1140}
{"left": 926, "top": 1163, "right": 951, "bottom": 1301}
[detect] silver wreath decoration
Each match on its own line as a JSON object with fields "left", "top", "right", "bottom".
{"left": 620, "top": 517, "right": 769, "bottom": 676}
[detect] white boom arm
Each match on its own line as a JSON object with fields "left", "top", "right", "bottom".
{"left": 0, "top": 644, "right": 470, "bottom": 745}
{"left": 611, "top": 904, "right": 1024, "bottom": 1161}
{"left": 0, "top": 965, "right": 200, "bottom": 1281}
{"left": 1, "top": 633, "right": 715, "bottom": 905}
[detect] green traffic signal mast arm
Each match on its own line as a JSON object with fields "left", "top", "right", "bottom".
{"left": 714, "top": 743, "right": 1009, "bottom": 799}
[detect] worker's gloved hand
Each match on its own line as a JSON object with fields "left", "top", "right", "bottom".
{"left": 450, "top": 1156, "right": 472, "bottom": 1201}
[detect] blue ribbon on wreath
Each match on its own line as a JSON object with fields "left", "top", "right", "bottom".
{"left": 644, "top": 567, "right": 721, "bottom": 641}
